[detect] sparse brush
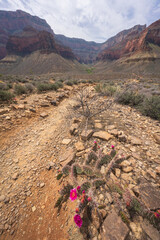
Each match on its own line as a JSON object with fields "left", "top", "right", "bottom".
{"left": 83, "top": 165, "right": 95, "bottom": 177}
{"left": 54, "top": 196, "right": 63, "bottom": 208}
{"left": 120, "top": 211, "right": 130, "bottom": 224}
{"left": 95, "top": 154, "right": 111, "bottom": 169}
{"left": 62, "top": 165, "right": 71, "bottom": 176}
{"left": 81, "top": 181, "right": 91, "bottom": 193}
{"left": 123, "top": 188, "right": 132, "bottom": 207}
{"left": 131, "top": 197, "right": 142, "bottom": 214}
{"left": 112, "top": 192, "right": 122, "bottom": 210}
{"left": 93, "top": 179, "right": 106, "bottom": 188}
{"left": 86, "top": 151, "right": 98, "bottom": 165}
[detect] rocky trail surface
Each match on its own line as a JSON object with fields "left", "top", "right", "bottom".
{"left": 0, "top": 84, "right": 160, "bottom": 240}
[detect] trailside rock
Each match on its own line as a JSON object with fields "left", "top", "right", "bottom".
{"left": 74, "top": 141, "right": 85, "bottom": 152}
{"left": 93, "top": 131, "right": 112, "bottom": 141}
{"left": 101, "top": 209, "right": 129, "bottom": 240}
{"left": 139, "top": 182, "right": 160, "bottom": 209}
{"left": 153, "top": 133, "right": 160, "bottom": 144}
{"left": 40, "top": 112, "right": 48, "bottom": 118}
{"left": 81, "top": 129, "right": 93, "bottom": 141}
{"left": 59, "top": 148, "right": 75, "bottom": 166}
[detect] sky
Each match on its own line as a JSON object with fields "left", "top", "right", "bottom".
{"left": 0, "top": 0, "right": 160, "bottom": 42}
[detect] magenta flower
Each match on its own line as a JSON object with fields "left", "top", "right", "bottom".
{"left": 77, "top": 186, "right": 81, "bottom": 191}
{"left": 111, "top": 145, "right": 115, "bottom": 149}
{"left": 82, "top": 190, "right": 85, "bottom": 194}
{"left": 70, "top": 188, "right": 77, "bottom": 201}
{"left": 94, "top": 141, "right": 97, "bottom": 144}
{"left": 74, "top": 214, "right": 83, "bottom": 228}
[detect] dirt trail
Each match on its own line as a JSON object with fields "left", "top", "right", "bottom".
{"left": 0, "top": 91, "right": 78, "bottom": 240}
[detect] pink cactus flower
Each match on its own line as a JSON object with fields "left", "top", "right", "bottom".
{"left": 70, "top": 188, "right": 77, "bottom": 201}
{"left": 87, "top": 197, "right": 92, "bottom": 202}
{"left": 74, "top": 214, "right": 83, "bottom": 228}
{"left": 111, "top": 145, "right": 115, "bottom": 149}
{"left": 77, "top": 186, "right": 81, "bottom": 191}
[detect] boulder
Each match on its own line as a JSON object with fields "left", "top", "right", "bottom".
{"left": 101, "top": 210, "right": 129, "bottom": 240}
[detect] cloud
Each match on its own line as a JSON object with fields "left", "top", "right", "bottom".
{"left": 0, "top": 0, "right": 159, "bottom": 42}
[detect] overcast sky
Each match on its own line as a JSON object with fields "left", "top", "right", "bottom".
{"left": 0, "top": 0, "right": 160, "bottom": 42}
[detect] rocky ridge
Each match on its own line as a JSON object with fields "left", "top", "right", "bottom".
{"left": 0, "top": 84, "right": 159, "bottom": 240}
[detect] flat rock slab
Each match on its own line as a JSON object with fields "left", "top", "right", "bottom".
{"left": 142, "top": 220, "right": 160, "bottom": 240}
{"left": 59, "top": 148, "right": 75, "bottom": 167}
{"left": 139, "top": 183, "right": 160, "bottom": 210}
{"left": 75, "top": 141, "right": 85, "bottom": 151}
{"left": 40, "top": 112, "right": 48, "bottom": 118}
{"left": 93, "top": 131, "right": 112, "bottom": 141}
{"left": 101, "top": 210, "right": 129, "bottom": 240}
{"left": 62, "top": 138, "right": 71, "bottom": 145}
{"left": 130, "top": 136, "right": 142, "bottom": 145}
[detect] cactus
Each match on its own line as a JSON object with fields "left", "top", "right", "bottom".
{"left": 57, "top": 173, "right": 63, "bottom": 180}
{"left": 83, "top": 165, "right": 95, "bottom": 177}
{"left": 81, "top": 181, "right": 91, "bottom": 193}
{"left": 60, "top": 183, "right": 73, "bottom": 196}
{"left": 71, "top": 163, "right": 78, "bottom": 181}
{"left": 93, "top": 179, "right": 106, "bottom": 188}
{"left": 110, "top": 149, "right": 116, "bottom": 158}
{"left": 95, "top": 154, "right": 111, "bottom": 169}
{"left": 109, "top": 183, "right": 123, "bottom": 195}
{"left": 86, "top": 150, "right": 98, "bottom": 165}
{"left": 94, "top": 170, "right": 103, "bottom": 178}
{"left": 92, "top": 141, "right": 98, "bottom": 152}
{"left": 54, "top": 196, "right": 63, "bottom": 208}
{"left": 74, "top": 163, "right": 83, "bottom": 175}
{"left": 62, "top": 165, "right": 71, "bottom": 176}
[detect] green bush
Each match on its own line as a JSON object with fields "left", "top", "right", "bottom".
{"left": 0, "top": 90, "right": 14, "bottom": 102}
{"left": 14, "top": 84, "right": 27, "bottom": 95}
{"left": 140, "top": 95, "right": 160, "bottom": 120}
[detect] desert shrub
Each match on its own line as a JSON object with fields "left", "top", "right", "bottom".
{"left": 37, "top": 82, "right": 62, "bottom": 93}
{"left": 25, "top": 83, "right": 34, "bottom": 93}
{"left": 0, "top": 90, "right": 14, "bottom": 102}
{"left": 116, "top": 91, "right": 144, "bottom": 106}
{"left": 95, "top": 83, "right": 117, "bottom": 96}
{"left": 0, "top": 83, "right": 9, "bottom": 91}
{"left": 65, "top": 80, "right": 74, "bottom": 86}
{"left": 139, "top": 95, "right": 160, "bottom": 120}
{"left": 14, "top": 84, "right": 27, "bottom": 95}
{"left": 54, "top": 81, "right": 63, "bottom": 88}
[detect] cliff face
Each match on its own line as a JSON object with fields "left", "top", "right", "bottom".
{"left": 0, "top": 10, "right": 54, "bottom": 59}
{"left": 55, "top": 34, "right": 101, "bottom": 63}
{"left": 6, "top": 27, "right": 75, "bottom": 60}
{"left": 98, "top": 20, "right": 160, "bottom": 60}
